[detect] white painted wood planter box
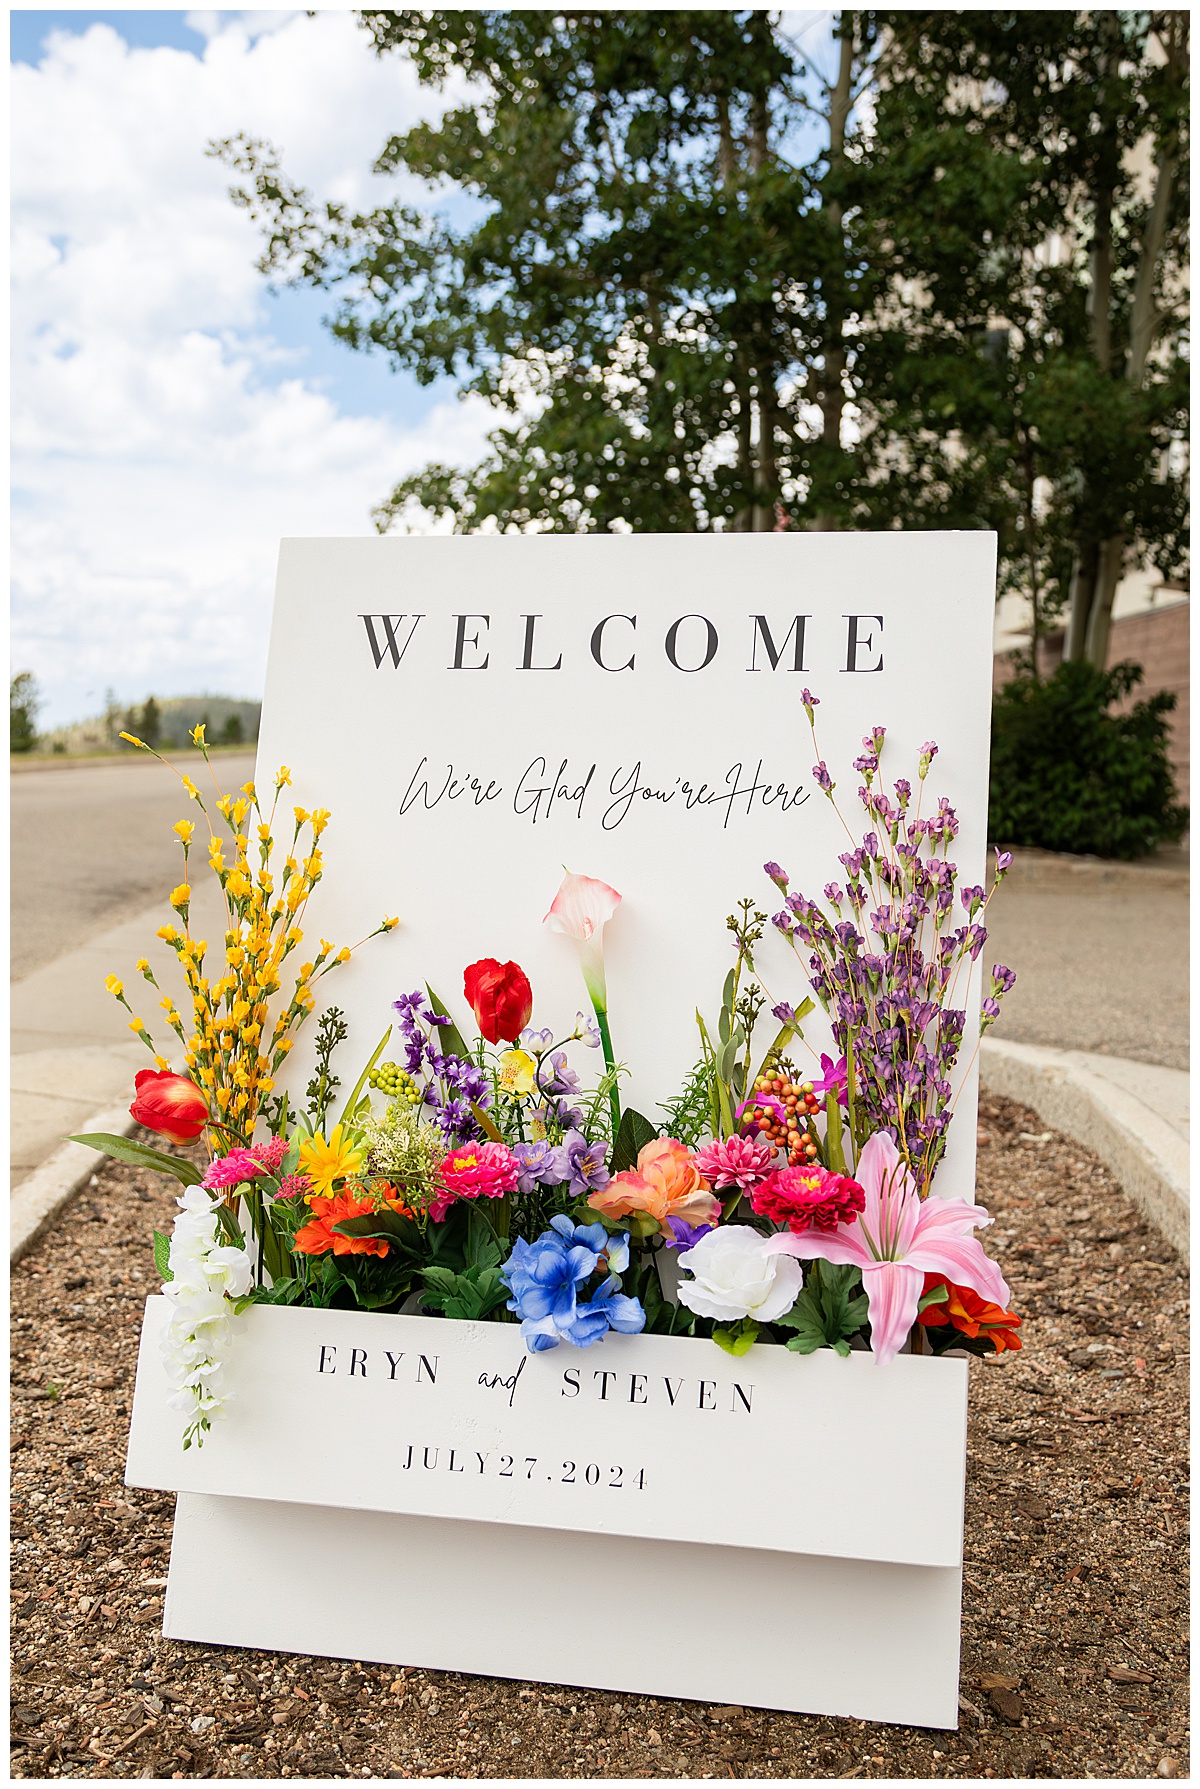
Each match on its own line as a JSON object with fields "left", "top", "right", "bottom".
{"left": 126, "top": 1298, "right": 969, "bottom": 1729}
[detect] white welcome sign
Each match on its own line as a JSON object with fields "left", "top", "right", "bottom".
{"left": 257, "top": 532, "right": 996, "bottom": 1201}
{"left": 131, "top": 532, "right": 998, "bottom": 1729}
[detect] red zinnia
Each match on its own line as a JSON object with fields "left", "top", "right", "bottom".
{"left": 750, "top": 1163, "right": 866, "bottom": 1234}
{"left": 917, "top": 1274, "right": 1022, "bottom": 1352}
{"left": 129, "top": 1069, "right": 209, "bottom": 1144}
{"left": 463, "top": 958, "right": 533, "bottom": 1044}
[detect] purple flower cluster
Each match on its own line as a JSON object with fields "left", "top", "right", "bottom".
{"left": 392, "top": 990, "right": 491, "bottom": 1144}
{"left": 767, "top": 722, "right": 1017, "bottom": 1189}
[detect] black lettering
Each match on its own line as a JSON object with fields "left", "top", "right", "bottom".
{"left": 518, "top": 613, "right": 563, "bottom": 671}
{"left": 423, "top": 1448, "right": 439, "bottom": 1470}
{"left": 385, "top": 1351, "right": 405, "bottom": 1380}
{"left": 417, "top": 1354, "right": 439, "bottom": 1385}
{"left": 748, "top": 613, "right": 810, "bottom": 672}
{"left": 843, "top": 614, "right": 884, "bottom": 673}
{"left": 451, "top": 613, "right": 490, "bottom": 670}
{"left": 663, "top": 1377, "right": 683, "bottom": 1406}
{"left": 318, "top": 1345, "right": 336, "bottom": 1375}
{"left": 561, "top": 1368, "right": 581, "bottom": 1398}
{"left": 665, "top": 613, "right": 718, "bottom": 673}
{"left": 628, "top": 1373, "right": 648, "bottom": 1405}
{"left": 698, "top": 1379, "right": 717, "bottom": 1410}
{"left": 349, "top": 1348, "right": 367, "bottom": 1378}
{"left": 448, "top": 1450, "right": 464, "bottom": 1473}
{"left": 731, "top": 1383, "right": 754, "bottom": 1414}
{"left": 594, "top": 1370, "right": 618, "bottom": 1401}
{"left": 400, "top": 1445, "right": 413, "bottom": 1470}
{"left": 590, "top": 613, "right": 636, "bottom": 672}
{"left": 360, "top": 613, "right": 424, "bottom": 669}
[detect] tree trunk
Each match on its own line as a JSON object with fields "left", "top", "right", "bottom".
{"left": 1078, "top": 17, "right": 1183, "bottom": 666}
{"left": 1083, "top": 533, "right": 1126, "bottom": 669}
{"left": 1064, "top": 543, "right": 1099, "bottom": 662}
{"left": 813, "top": 15, "right": 855, "bottom": 532}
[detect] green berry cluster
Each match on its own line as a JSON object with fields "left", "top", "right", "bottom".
{"left": 369, "top": 1060, "right": 422, "bottom": 1105}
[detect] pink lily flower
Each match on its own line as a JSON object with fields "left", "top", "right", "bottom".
{"left": 763, "top": 1130, "right": 1010, "bottom": 1365}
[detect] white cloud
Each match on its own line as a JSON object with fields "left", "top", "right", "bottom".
{"left": 12, "top": 14, "right": 491, "bottom": 727}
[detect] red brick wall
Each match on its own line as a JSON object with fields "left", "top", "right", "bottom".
{"left": 993, "top": 600, "right": 1190, "bottom": 805}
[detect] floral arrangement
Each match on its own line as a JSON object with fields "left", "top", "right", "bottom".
{"left": 80, "top": 706, "right": 1021, "bottom": 1448}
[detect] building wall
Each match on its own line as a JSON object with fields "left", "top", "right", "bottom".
{"left": 993, "top": 599, "right": 1190, "bottom": 806}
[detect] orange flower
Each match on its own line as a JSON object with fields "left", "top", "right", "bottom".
{"left": 588, "top": 1137, "right": 721, "bottom": 1238}
{"left": 293, "top": 1189, "right": 394, "bottom": 1258}
{"left": 917, "top": 1274, "right": 1022, "bottom": 1352}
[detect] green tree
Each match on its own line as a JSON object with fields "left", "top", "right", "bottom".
{"left": 141, "top": 695, "right": 162, "bottom": 748}
{"left": 852, "top": 11, "right": 1188, "bottom": 667}
{"left": 213, "top": 10, "right": 887, "bottom": 533}
{"left": 221, "top": 712, "right": 244, "bottom": 746}
{"left": 10, "top": 671, "right": 40, "bottom": 754}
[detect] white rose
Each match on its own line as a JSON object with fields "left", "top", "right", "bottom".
{"left": 676, "top": 1225, "right": 804, "bottom": 1324}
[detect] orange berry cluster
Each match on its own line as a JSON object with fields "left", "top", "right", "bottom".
{"left": 747, "top": 1074, "right": 823, "bottom": 1166}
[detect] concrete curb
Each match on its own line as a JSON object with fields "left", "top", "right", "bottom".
{"left": 979, "top": 1037, "right": 1189, "bottom": 1255}
{"left": 10, "top": 1104, "right": 136, "bottom": 1264}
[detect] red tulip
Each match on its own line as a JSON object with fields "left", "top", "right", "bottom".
{"left": 463, "top": 959, "right": 533, "bottom": 1045}
{"left": 130, "top": 1069, "right": 209, "bottom": 1144}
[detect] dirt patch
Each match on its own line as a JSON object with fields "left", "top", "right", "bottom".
{"left": 11, "top": 1096, "right": 1189, "bottom": 1779}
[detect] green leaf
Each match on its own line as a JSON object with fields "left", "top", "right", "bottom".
{"left": 711, "top": 1317, "right": 762, "bottom": 1357}
{"left": 464, "top": 1204, "right": 503, "bottom": 1271}
{"left": 776, "top": 1263, "right": 868, "bottom": 1354}
{"left": 69, "top": 1132, "right": 204, "bottom": 1186}
{"left": 330, "top": 1207, "right": 426, "bottom": 1255}
{"left": 610, "top": 1106, "right": 659, "bottom": 1173}
{"left": 917, "top": 1280, "right": 950, "bottom": 1314}
{"left": 152, "top": 1230, "right": 173, "bottom": 1283}
{"left": 420, "top": 1261, "right": 509, "bottom": 1322}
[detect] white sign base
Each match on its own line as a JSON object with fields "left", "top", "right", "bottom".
{"left": 165, "top": 1492, "right": 963, "bottom": 1730}
{"left": 130, "top": 1302, "right": 966, "bottom": 1727}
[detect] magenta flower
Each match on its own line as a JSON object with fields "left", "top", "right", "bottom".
{"left": 763, "top": 1131, "right": 1010, "bottom": 1365}
{"left": 430, "top": 1139, "right": 519, "bottom": 1223}
{"left": 250, "top": 1136, "right": 289, "bottom": 1174}
{"left": 694, "top": 1134, "right": 776, "bottom": 1192}
{"left": 810, "top": 1052, "right": 848, "bottom": 1107}
{"left": 202, "top": 1148, "right": 267, "bottom": 1190}
{"left": 273, "top": 1172, "right": 314, "bottom": 1202}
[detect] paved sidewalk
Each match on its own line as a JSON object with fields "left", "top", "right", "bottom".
{"left": 984, "top": 846, "right": 1189, "bottom": 1071}
{"left": 11, "top": 882, "right": 228, "bottom": 1191}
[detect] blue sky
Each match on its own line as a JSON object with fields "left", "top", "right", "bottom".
{"left": 12, "top": 10, "right": 494, "bottom": 726}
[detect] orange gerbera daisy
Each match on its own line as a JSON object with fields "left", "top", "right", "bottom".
{"left": 292, "top": 1186, "right": 408, "bottom": 1258}
{"left": 917, "top": 1273, "right": 1022, "bottom": 1352}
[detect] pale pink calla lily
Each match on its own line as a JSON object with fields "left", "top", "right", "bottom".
{"left": 544, "top": 871, "right": 622, "bottom": 1010}
{"left": 763, "top": 1130, "right": 1010, "bottom": 1365}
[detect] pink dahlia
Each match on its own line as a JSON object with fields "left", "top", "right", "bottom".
{"left": 751, "top": 1163, "right": 866, "bottom": 1234}
{"left": 694, "top": 1134, "right": 776, "bottom": 1192}
{"left": 430, "top": 1140, "right": 519, "bottom": 1223}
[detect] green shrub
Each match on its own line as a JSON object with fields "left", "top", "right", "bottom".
{"left": 989, "top": 660, "right": 1188, "bottom": 860}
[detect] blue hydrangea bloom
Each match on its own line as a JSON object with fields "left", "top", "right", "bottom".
{"left": 501, "top": 1214, "right": 645, "bottom": 1353}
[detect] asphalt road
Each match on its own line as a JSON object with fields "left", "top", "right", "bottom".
{"left": 10, "top": 753, "right": 257, "bottom": 981}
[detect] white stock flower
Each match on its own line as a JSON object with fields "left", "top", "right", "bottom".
{"left": 160, "top": 1185, "right": 250, "bottom": 1446}
{"left": 676, "top": 1225, "right": 804, "bottom": 1324}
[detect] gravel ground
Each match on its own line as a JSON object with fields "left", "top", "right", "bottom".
{"left": 11, "top": 1094, "right": 1189, "bottom": 1781}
